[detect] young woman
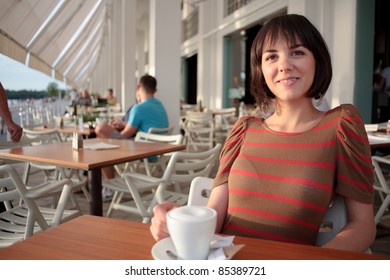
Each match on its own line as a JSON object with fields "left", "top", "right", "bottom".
{"left": 150, "top": 14, "right": 375, "bottom": 252}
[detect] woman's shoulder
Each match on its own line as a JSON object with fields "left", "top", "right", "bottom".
{"left": 326, "top": 104, "right": 362, "bottom": 119}
{"left": 234, "top": 115, "right": 263, "bottom": 129}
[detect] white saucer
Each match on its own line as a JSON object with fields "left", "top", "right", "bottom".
{"left": 151, "top": 237, "right": 178, "bottom": 260}
{"left": 151, "top": 237, "right": 217, "bottom": 260}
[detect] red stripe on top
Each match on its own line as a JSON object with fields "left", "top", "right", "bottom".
{"left": 336, "top": 154, "right": 373, "bottom": 173}
{"left": 243, "top": 140, "right": 337, "bottom": 148}
{"left": 338, "top": 174, "right": 373, "bottom": 191}
{"left": 229, "top": 188, "right": 327, "bottom": 212}
{"left": 220, "top": 149, "right": 240, "bottom": 163}
{"left": 239, "top": 153, "right": 334, "bottom": 169}
{"left": 338, "top": 124, "right": 369, "bottom": 144}
{"left": 223, "top": 224, "right": 311, "bottom": 245}
{"left": 224, "top": 134, "right": 245, "bottom": 148}
{"left": 312, "top": 118, "right": 338, "bottom": 131}
{"left": 343, "top": 115, "right": 364, "bottom": 123}
{"left": 336, "top": 133, "right": 372, "bottom": 164}
{"left": 228, "top": 206, "right": 319, "bottom": 230}
{"left": 231, "top": 169, "right": 333, "bottom": 192}
{"left": 246, "top": 127, "right": 269, "bottom": 134}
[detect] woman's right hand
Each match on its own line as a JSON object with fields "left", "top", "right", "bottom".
{"left": 150, "top": 202, "right": 179, "bottom": 241}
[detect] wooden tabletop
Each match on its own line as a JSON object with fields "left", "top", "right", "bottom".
{"left": 0, "top": 215, "right": 387, "bottom": 260}
{"left": 0, "top": 138, "right": 186, "bottom": 170}
{"left": 0, "top": 139, "right": 186, "bottom": 216}
{"left": 57, "top": 125, "right": 95, "bottom": 136}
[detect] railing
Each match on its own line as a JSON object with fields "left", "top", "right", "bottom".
{"left": 225, "top": 0, "right": 255, "bottom": 16}
{"left": 1, "top": 99, "right": 68, "bottom": 141}
{"left": 182, "top": 7, "right": 199, "bottom": 42}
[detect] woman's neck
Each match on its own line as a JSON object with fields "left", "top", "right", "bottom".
{"left": 264, "top": 99, "right": 324, "bottom": 133}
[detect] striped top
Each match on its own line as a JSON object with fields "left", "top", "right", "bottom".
{"left": 212, "top": 104, "right": 374, "bottom": 245}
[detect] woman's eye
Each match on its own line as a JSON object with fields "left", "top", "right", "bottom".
{"left": 292, "top": 50, "right": 304, "bottom": 56}
{"left": 265, "top": 54, "right": 277, "bottom": 61}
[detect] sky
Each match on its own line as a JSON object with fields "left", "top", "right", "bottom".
{"left": 0, "top": 54, "right": 69, "bottom": 91}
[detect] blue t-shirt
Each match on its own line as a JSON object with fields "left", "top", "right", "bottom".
{"left": 128, "top": 97, "right": 168, "bottom": 132}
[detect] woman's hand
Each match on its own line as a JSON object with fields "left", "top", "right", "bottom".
{"left": 150, "top": 202, "right": 179, "bottom": 241}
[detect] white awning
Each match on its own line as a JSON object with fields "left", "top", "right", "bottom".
{"left": 0, "top": 0, "right": 109, "bottom": 88}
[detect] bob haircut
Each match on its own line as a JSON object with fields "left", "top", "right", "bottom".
{"left": 250, "top": 14, "right": 332, "bottom": 112}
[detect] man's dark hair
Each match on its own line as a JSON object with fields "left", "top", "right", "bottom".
{"left": 139, "top": 74, "right": 157, "bottom": 94}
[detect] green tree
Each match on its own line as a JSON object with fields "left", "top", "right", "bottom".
{"left": 47, "top": 82, "right": 59, "bottom": 97}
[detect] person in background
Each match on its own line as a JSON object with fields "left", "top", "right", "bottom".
{"left": 106, "top": 88, "right": 117, "bottom": 106}
{"left": 96, "top": 74, "right": 169, "bottom": 185}
{"left": 77, "top": 89, "right": 92, "bottom": 106}
{"left": 0, "top": 82, "right": 23, "bottom": 142}
{"left": 69, "top": 88, "right": 78, "bottom": 105}
{"left": 228, "top": 75, "right": 244, "bottom": 116}
{"left": 380, "top": 65, "right": 390, "bottom": 94}
{"left": 150, "top": 14, "right": 375, "bottom": 253}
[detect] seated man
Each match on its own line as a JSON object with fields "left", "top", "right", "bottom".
{"left": 95, "top": 74, "right": 169, "bottom": 187}
{"left": 96, "top": 74, "right": 168, "bottom": 139}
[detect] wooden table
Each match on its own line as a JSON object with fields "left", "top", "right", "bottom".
{"left": 0, "top": 139, "right": 185, "bottom": 216}
{"left": 0, "top": 215, "right": 387, "bottom": 260}
{"left": 57, "top": 125, "right": 95, "bottom": 137}
{"left": 369, "top": 135, "right": 390, "bottom": 149}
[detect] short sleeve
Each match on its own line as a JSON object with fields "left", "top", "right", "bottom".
{"left": 128, "top": 104, "right": 141, "bottom": 127}
{"left": 336, "top": 104, "right": 374, "bottom": 204}
{"left": 212, "top": 116, "right": 252, "bottom": 189}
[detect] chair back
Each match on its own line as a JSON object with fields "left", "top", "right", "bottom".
{"left": 22, "top": 128, "right": 62, "bottom": 145}
{"left": 188, "top": 177, "right": 214, "bottom": 206}
{"left": 0, "top": 164, "right": 77, "bottom": 248}
{"left": 123, "top": 132, "right": 183, "bottom": 176}
{"left": 371, "top": 156, "right": 390, "bottom": 224}
{"left": 315, "top": 195, "right": 347, "bottom": 246}
{"left": 135, "top": 131, "right": 183, "bottom": 145}
{"left": 162, "top": 144, "right": 221, "bottom": 184}
{"left": 21, "top": 128, "right": 63, "bottom": 184}
{"left": 147, "top": 126, "right": 174, "bottom": 135}
{"left": 152, "top": 144, "right": 222, "bottom": 205}
{"left": 184, "top": 111, "right": 215, "bottom": 151}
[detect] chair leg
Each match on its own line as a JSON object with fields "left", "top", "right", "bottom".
{"left": 375, "top": 194, "right": 390, "bottom": 224}
{"left": 106, "top": 191, "right": 120, "bottom": 217}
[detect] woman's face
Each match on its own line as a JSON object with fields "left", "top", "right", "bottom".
{"left": 261, "top": 37, "right": 315, "bottom": 103}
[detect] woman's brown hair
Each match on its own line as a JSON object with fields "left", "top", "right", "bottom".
{"left": 250, "top": 14, "right": 332, "bottom": 112}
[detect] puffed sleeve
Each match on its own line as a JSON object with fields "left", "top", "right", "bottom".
{"left": 336, "top": 104, "right": 374, "bottom": 204}
{"left": 212, "top": 116, "right": 252, "bottom": 189}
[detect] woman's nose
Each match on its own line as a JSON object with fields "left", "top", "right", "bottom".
{"left": 278, "top": 56, "right": 292, "bottom": 72}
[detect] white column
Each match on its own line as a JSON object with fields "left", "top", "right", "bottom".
{"left": 149, "top": 0, "right": 181, "bottom": 133}
{"left": 121, "top": 0, "right": 136, "bottom": 110}
{"left": 112, "top": 0, "right": 122, "bottom": 110}
{"left": 136, "top": 31, "right": 145, "bottom": 79}
{"left": 107, "top": 8, "right": 113, "bottom": 97}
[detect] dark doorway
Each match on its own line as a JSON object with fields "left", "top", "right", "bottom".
{"left": 186, "top": 54, "right": 198, "bottom": 104}
{"left": 373, "top": 0, "right": 390, "bottom": 122}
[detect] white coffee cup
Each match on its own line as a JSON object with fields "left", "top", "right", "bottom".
{"left": 167, "top": 206, "right": 217, "bottom": 260}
